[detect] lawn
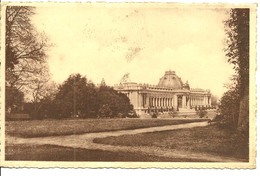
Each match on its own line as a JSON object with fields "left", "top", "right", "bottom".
{"left": 94, "top": 125, "right": 249, "bottom": 160}
{"left": 5, "top": 144, "right": 206, "bottom": 162}
{"left": 6, "top": 118, "right": 208, "bottom": 138}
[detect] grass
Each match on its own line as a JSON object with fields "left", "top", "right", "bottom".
{"left": 5, "top": 144, "right": 207, "bottom": 162}
{"left": 94, "top": 125, "right": 249, "bottom": 160}
{"left": 6, "top": 118, "right": 208, "bottom": 138}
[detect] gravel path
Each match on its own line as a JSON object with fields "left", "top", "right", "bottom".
{"left": 6, "top": 121, "right": 246, "bottom": 162}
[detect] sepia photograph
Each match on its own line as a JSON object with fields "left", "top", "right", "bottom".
{"left": 0, "top": 2, "right": 256, "bottom": 168}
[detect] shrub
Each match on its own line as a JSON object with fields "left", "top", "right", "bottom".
{"left": 196, "top": 109, "right": 208, "bottom": 118}
{"left": 150, "top": 112, "right": 158, "bottom": 118}
{"left": 98, "top": 104, "right": 112, "bottom": 118}
{"left": 127, "top": 110, "right": 138, "bottom": 118}
{"left": 169, "top": 110, "right": 178, "bottom": 118}
{"left": 117, "top": 112, "right": 125, "bottom": 118}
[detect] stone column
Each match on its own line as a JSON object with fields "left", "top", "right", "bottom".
{"left": 186, "top": 96, "right": 190, "bottom": 108}
{"left": 145, "top": 95, "right": 149, "bottom": 107}
{"left": 182, "top": 95, "right": 186, "bottom": 108}
{"left": 140, "top": 93, "right": 143, "bottom": 108}
{"left": 162, "top": 98, "right": 165, "bottom": 107}
{"left": 173, "top": 94, "right": 178, "bottom": 109}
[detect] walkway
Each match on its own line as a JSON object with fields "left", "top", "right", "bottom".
{"left": 6, "top": 121, "right": 246, "bottom": 162}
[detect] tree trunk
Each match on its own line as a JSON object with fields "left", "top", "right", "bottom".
{"left": 237, "top": 85, "right": 249, "bottom": 134}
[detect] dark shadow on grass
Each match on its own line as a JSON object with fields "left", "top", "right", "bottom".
{"left": 5, "top": 144, "right": 209, "bottom": 162}
{"left": 93, "top": 124, "right": 249, "bottom": 161}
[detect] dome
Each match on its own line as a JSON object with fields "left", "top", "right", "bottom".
{"left": 158, "top": 70, "right": 183, "bottom": 89}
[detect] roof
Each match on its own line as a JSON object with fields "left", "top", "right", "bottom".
{"left": 158, "top": 70, "right": 183, "bottom": 89}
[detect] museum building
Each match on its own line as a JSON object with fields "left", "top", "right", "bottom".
{"left": 114, "top": 70, "right": 212, "bottom": 116}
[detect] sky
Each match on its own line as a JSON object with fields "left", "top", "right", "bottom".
{"left": 32, "top": 4, "right": 235, "bottom": 98}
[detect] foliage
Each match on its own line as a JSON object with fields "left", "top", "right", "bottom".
{"left": 53, "top": 74, "right": 98, "bottom": 118}
{"left": 98, "top": 104, "right": 112, "bottom": 118}
{"left": 224, "top": 9, "right": 249, "bottom": 93}
{"left": 196, "top": 109, "right": 208, "bottom": 118}
{"left": 218, "top": 86, "right": 240, "bottom": 129}
{"left": 5, "top": 6, "right": 45, "bottom": 66}
{"left": 168, "top": 110, "right": 178, "bottom": 118}
{"left": 127, "top": 110, "right": 138, "bottom": 118}
{"left": 223, "top": 9, "right": 249, "bottom": 132}
{"left": 5, "top": 6, "right": 48, "bottom": 85}
{"left": 150, "top": 111, "right": 159, "bottom": 118}
{"left": 97, "top": 84, "right": 133, "bottom": 118}
{"left": 5, "top": 6, "right": 50, "bottom": 114}
{"left": 5, "top": 86, "right": 24, "bottom": 113}
{"left": 28, "top": 74, "right": 134, "bottom": 119}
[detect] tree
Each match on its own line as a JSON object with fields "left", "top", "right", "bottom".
{"left": 224, "top": 9, "right": 249, "bottom": 133}
{"left": 5, "top": 86, "right": 24, "bottom": 113}
{"left": 6, "top": 6, "right": 47, "bottom": 71}
{"left": 54, "top": 74, "right": 98, "bottom": 118}
{"left": 97, "top": 84, "right": 133, "bottom": 118}
{"left": 5, "top": 6, "right": 49, "bottom": 112}
{"left": 29, "top": 79, "right": 58, "bottom": 118}
{"left": 219, "top": 85, "right": 240, "bottom": 129}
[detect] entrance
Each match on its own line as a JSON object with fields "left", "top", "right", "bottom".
{"left": 177, "top": 95, "right": 182, "bottom": 108}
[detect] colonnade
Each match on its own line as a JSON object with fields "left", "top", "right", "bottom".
{"left": 139, "top": 94, "right": 211, "bottom": 109}
{"left": 190, "top": 96, "right": 210, "bottom": 106}
{"left": 148, "top": 97, "right": 174, "bottom": 107}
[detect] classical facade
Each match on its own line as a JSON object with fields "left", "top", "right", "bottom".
{"left": 114, "top": 70, "right": 212, "bottom": 115}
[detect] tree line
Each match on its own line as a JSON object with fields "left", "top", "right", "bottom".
{"left": 23, "top": 74, "right": 135, "bottom": 119}
{"left": 7, "top": 73, "right": 135, "bottom": 119}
